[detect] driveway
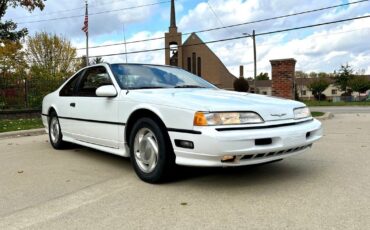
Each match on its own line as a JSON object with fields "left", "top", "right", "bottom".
{"left": 310, "top": 106, "right": 370, "bottom": 114}
{"left": 0, "top": 114, "right": 369, "bottom": 229}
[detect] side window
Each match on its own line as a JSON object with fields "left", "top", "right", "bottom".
{"left": 60, "top": 70, "right": 83, "bottom": 96}
{"left": 76, "top": 66, "right": 112, "bottom": 97}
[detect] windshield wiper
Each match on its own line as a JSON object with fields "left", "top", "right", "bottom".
{"left": 129, "top": 86, "right": 167, "bottom": 89}
{"left": 174, "top": 85, "right": 206, "bottom": 88}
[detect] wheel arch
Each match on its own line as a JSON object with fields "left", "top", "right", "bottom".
{"left": 47, "top": 106, "right": 57, "bottom": 123}
{"left": 125, "top": 108, "right": 169, "bottom": 147}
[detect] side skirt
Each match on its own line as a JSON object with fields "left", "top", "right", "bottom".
{"left": 62, "top": 135, "right": 130, "bottom": 157}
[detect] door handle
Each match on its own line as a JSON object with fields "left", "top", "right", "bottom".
{"left": 70, "top": 102, "right": 76, "bottom": 107}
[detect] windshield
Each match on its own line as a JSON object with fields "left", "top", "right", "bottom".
{"left": 110, "top": 64, "right": 217, "bottom": 89}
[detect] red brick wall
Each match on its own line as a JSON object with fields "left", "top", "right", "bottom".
{"left": 270, "top": 58, "right": 296, "bottom": 99}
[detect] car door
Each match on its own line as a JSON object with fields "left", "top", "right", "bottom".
{"left": 68, "top": 66, "right": 120, "bottom": 148}
{"left": 57, "top": 69, "right": 84, "bottom": 138}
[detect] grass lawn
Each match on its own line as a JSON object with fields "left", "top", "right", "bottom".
{"left": 304, "top": 100, "right": 370, "bottom": 106}
{"left": 311, "top": 111, "right": 325, "bottom": 117}
{"left": 0, "top": 118, "right": 43, "bottom": 133}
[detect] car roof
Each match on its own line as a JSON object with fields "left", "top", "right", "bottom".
{"left": 88, "top": 62, "right": 182, "bottom": 69}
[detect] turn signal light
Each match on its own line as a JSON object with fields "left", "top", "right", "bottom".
{"left": 193, "top": 112, "right": 208, "bottom": 126}
{"left": 221, "top": 155, "right": 236, "bottom": 162}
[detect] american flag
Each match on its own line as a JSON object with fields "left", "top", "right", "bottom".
{"left": 81, "top": 6, "right": 88, "bottom": 33}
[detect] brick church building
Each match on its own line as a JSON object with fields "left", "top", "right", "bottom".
{"left": 164, "top": 0, "right": 236, "bottom": 89}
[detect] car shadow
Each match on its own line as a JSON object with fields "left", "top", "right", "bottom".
{"left": 64, "top": 144, "right": 319, "bottom": 187}
{"left": 172, "top": 161, "right": 315, "bottom": 186}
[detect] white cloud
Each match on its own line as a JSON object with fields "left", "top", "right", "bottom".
{"left": 4, "top": 0, "right": 370, "bottom": 75}
{"left": 177, "top": 0, "right": 370, "bottom": 76}
{"left": 75, "top": 31, "right": 165, "bottom": 64}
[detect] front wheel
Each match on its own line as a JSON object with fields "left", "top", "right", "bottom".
{"left": 129, "top": 117, "right": 175, "bottom": 183}
{"left": 48, "top": 112, "right": 67, "bottom": 149}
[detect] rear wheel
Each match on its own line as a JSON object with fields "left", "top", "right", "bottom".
{"left": 48, "top": 112, "right": 67, "bottom": 149}
{"left": 129, "top": 117, "right": 175, "bottom": 183}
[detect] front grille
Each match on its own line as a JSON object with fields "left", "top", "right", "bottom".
{"left": 241, "top": 144, "right": 312, "bottom": 161}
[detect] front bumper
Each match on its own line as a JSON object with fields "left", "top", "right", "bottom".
{"left": 168, "top": 118, "right": 323, "bottom": 167}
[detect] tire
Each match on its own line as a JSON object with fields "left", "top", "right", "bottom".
{"left": 129, "top": 117, "right": 175, "bottom": 183}
{"left": 48, "top": 111, "right": 67, "bottom": 149}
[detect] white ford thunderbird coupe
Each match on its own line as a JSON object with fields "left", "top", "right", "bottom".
{"left": 42, "top": 63, "right": 322, "bottom": 183}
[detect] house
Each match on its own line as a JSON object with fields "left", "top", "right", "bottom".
{"left": 249, "top": 75, "right": 370, "bottom": 100}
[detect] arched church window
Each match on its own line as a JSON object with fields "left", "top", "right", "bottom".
{"left": 187, "top": 57, "right": 191, "bottom": 72}
{"left": 192, "top": 52, "right": 196, "bottom": 74}
{"left": 197, "top": 57, "right": 201, "bottom": 77}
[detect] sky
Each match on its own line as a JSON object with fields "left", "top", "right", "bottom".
{"left": 4, "top": 0, "right": 370, "bottom": 77}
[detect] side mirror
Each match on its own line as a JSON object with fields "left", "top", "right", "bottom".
{"left": 96, "top": 85, "right": 117, "bottom": 97}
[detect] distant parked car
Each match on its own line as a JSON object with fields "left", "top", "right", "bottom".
{"left": 42, "top": 63, "right": 323, "bottom": 183}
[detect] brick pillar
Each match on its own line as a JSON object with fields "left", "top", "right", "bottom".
{"left": 270, "top": 58, "right": 296, "bottom": 99}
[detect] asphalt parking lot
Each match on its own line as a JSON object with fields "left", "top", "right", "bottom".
{"left": 0, "top": 114, "right": 369, "bottom": 229}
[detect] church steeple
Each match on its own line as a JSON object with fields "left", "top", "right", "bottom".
{"left": 170, "top": 0, "right": 176, "bottom": 29}
{"left": 165, "top": 0, "right": 182, "bottom": 67}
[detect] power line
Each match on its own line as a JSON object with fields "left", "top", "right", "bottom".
{"left": 75, "top": 0, "right": 370, "bottom": 50}
{"left": 25, "top": 15, "right": 370, "bottom": 64}
{"left": 82, "top": 15, "right": 370, "bottom": 59}
{"left": 10, "top": 0, "right": 129, "bottom": 20}
{"left": 206, "top": 1, "right": 225, "bottom": 27}
{"left": 16, "top": 1, "right": 171, "bottom": 24}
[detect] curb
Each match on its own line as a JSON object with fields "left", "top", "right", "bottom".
{"left": 314, "top": 112, "right": 334, "bottom": 121}
{"left": 0, "top": 128, "right": 46, "bottom": 139}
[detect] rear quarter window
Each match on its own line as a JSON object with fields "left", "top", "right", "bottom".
{"left": 59, "top": 70, "right": 83, "bottom": 96}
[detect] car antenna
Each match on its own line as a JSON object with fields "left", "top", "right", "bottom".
{"left": 123, "top": 23, "right": 130, "bottom": 95}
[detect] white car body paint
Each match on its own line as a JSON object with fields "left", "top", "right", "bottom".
{"left": 42, "top": 63, "right": 322, "bottom": 167}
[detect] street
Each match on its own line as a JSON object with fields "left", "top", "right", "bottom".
{"left": 310, "top": 106, "right": 370, "bottom": 114}
{"left": 0, "top": 114, "right": 369, "bottom": 229}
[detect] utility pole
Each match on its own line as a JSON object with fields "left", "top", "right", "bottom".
{"left": 252, "top": 30, "right": 257, "bottom": 84}
{"left": 243, "top": 30, "right": 257, "bottom": 93}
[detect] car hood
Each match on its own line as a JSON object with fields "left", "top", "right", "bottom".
{"left": 126, "top": 88, "right": 306, "bottom": 121}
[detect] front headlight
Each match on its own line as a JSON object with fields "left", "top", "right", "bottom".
{"left": 193, "top": 112, "right": 264, "bottom": 126}
{"left": 294, "top": 107, "right": 311, "bottom": 119}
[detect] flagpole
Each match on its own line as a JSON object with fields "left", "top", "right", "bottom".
{"left": 85, "top": 0, "right": 89, "bottom": 66}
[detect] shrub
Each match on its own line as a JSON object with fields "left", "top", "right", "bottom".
{"left": 233, "top": 77, "right": 249, "bottom": 92}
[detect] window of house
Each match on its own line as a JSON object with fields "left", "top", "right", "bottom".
{"left": 76, "top": 66, "right": 112, "bottom": 97}
{"left": 301, "top": 90, "right": 306, "bottom": 96}
{"left": 262, "top": 91, "right": 267, "bottom": 95}
{"left": 332, "top": 89, "right": 337, "bottom": 95}
{"left": 197, "top": 57, "right": 201, "bottom": 77}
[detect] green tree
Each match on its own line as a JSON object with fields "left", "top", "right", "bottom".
{"left": 0, "top": 39, "right": 27, "bottom": 77}
{"left": 255, "top": 72, "right": 269, "bottom": 80}
{"left": 26, "top": 32, "right": 78, "bottom": 77}
{"left": 348, "top": 76, "right": 370, "bottom": 100}
{"left": 295, "top": 71, "right": 308, "bottom": 78}
{"left": 233, "top": 77, "right": 249, "bottom": 92}
{"left": 318, "top": 72, "right": 328, "bottom": 78}
{"left": 308, "top": 76, "right": 330, "bottom": 101}
{"left": 334, "top": 64, "right": 354, "bottom": 92}
{"left": 91, "top": 56, "right": 104, "bottom": 65}
{"left": 26, "top": 32, "right": 78, "bottom": 108}
{"left": 309, "top": 72, "right": 317, "bottom": 78}
{"left": 0, "top": 0, "right": 45, "bottom": 41}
